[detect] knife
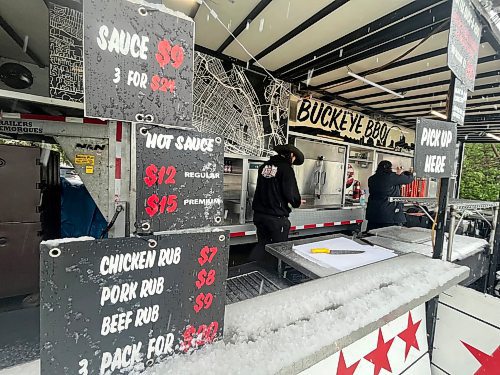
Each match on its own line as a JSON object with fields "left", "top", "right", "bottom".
{"left": 310, "top": 248, "right": 365, "bottom": 255}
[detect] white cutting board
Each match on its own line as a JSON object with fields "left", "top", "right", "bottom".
{"left": 293, "top": 237, "right": 397, "bottom": 271}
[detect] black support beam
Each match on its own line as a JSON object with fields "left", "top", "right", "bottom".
{"left": 316, "top": 91, "right": 412, "bottom": 126}
{"left": 316, "top": 48, "right": 448, "bottom": 90}
{"left": 394, "top": 107, "right": 500, "bottom": 119}
{"left": 195, "top": 44, "right": 271, "bottom": 77}
{"left": 362, "top": 81, "right": 500, "bottom": 106}
{"left": 383, "top": 99, "right": 500, "bottom": 115}
{"left": 216, "top": 0, "right": 272, "bottom": 53}
{"left": 275, "top": 0, "right": 443, "bottom": 77}
{"left": 334, "top": 64, "right": 499, "bottom": 103}
{"left": 333, "top": 55, "right": 498, "bottom": 97}
{"left": 291, "top": 19, "right": 450, "bottom": 83}
{"left": 0, "top": 15, "right": 45, "bottom": 67}
{"left": 252, "top": 0, "right": 351, "bottom": 63}
{"left": 374, "top": 93, "right": 500, "bottom": 112}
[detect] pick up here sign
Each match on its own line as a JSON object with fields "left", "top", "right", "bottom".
{"left": 414, "top": 118, "right": 457, "bottom": 178}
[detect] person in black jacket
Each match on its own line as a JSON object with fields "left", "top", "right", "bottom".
{"left": 251, "top": 144, "right": 304, "bottom": 264}
{"left": 366, "top": 160, "right": 415, "bottom": 231}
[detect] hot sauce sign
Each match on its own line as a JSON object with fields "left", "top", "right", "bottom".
{"left": 135, "top": 126, "right": 224, "bottom": 233}
{"left": 84, "top": 0, "right": 194, "bottom": 127}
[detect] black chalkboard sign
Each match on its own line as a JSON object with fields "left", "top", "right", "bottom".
{"left": 414, "top": 118, "right": 457, "bottom": 178}
{"left": 83, "top": 0, "right": 194, "bottom": 127}
{"left": 451, "top": 78, "right": 467, "bottom": 125}
{"left": 135, "top": 126, "right": 224, "bottom": 233}
{"left": 447, "top": 0, "right": 482, "bottom": 91}
{"left": 49, "top": 1, "right": 84, "bottom": 102}
{"left": 40, "top": 232, "right": 229, "bottom": 374}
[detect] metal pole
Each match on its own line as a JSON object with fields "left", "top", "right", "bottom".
{"left": 455, "top": 142, "right": 465, "bottom": 198}
{"left": 432, "top": 75, "right": 456, "bottom": 259}
{"left": 427, "top": 73, "right": 457, "bottom": 359}
{"left": 486, "top": 206, "right": 499, "bottom": 295}
{"left": 446, "top": 206, "right": 456, "bottom": 262}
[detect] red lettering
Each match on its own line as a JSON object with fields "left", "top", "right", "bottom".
{"left": 145, "top": 194, "right": 159, "bottom": 217}
{"left": 193, "top": 292, "right": 214, "bottom": 313}
{"left": 156, "top": 40, "right": 172, "bottom": 68}
{"left": 144, "top": 164, "right": 158, "bottom": 187}
{"left": 195, "top": 269, "right": 216, "bottom": 289}
{"left": 164, "top": 166, "right": 176, "bottom": 184}
{"left": 143, "top": 164, "right": 176, "bottom": 187}
{"left": 170, "top": 44, "right": 184, "bottom": 69}
{"left": 198, "top": 246, "right": 218, "bottom": 266}
{"left": 145, "top": 194, "right": 177, "bottom": 217}
{"left": 181, "top": 321, "right": 219, "bottom": 352}
{"left": 151, "top": 75, "right": 176, "bottom": 93}
{"left": 150, "top": 75, "right": 160, "bottom": 91}
{"left": 166, "top": 195, "right": 177, "bottom": 213}
{"left": 155, "top": 39, "right": 185, "bottom": 69}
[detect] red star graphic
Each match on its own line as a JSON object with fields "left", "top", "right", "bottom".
{"left": 462, "top": 341, "right": 500, "bottom": 374}
{"left": 336, "top": 350, "right": 360, "bottom": 375}
{"left": 397, "top": 311, "right": 422, "bottom": 360}
{"left": 364, "top": 329, "right": 395, "bottom": 375}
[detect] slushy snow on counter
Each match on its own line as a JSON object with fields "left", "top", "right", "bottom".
{"left": 40, "top": 237, "right": 94, "bottom": 247}
{"left": 0, "top": 254, "right": 467, "bottom": 375}
{"left": 143, "top": 255, "right": 466, "bottom": 375}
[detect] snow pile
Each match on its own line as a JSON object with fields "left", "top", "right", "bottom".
{"left": 0, "top": 255, "right": 466, "bottom": 375}
{"left": 0, "top": 360, "right": 39, "bottom": 375}
{"left": 143, "top": 256, "right": 467, "bottom": 375}
{"left": 127, "top": 0, "right": 194, "bottom": 22}
{"left": 40, "top": 237, "right": 94, "bottom": 247}
{"left": 366, "top": 228, "right": 487, "bottom": 261}
{"left": 421, "top": 235, "right": 487, "bottom": 261}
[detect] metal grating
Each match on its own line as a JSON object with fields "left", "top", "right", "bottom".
{"left": 389, "top": 197, "right": 499, "bottom": 210}
{"left": 225, "top": 271, "right": 281, "bottom": 304}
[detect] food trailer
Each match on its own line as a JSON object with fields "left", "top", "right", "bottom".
{"left": 0, "top": 0, "right": 499, "bottom": 374}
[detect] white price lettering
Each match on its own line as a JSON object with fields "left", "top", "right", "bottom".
{"left": 78, "top": 359, "right": 89, "bottom": 375}
{"left": 113, "top": 67, "right": 120, "bottom": 83}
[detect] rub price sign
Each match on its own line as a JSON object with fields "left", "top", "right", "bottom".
{"left": 135, "top": 126, "right": 224, "bottom": 233}
{"left": 83, "top": 0, "right": 194, "bottom": 127}
{"left": 40, "top": 232, "right": 229, "bottom": 374}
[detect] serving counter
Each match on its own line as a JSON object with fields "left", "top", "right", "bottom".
{"left": 143, "top": 248, "right": 468, "bottom": 374}
{"left": 0, "top": 234, "right": 469, "bottom": 375}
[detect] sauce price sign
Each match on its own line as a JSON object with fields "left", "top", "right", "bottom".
{"left": 83, "top": 0, "right": 194, "bottom": 127}
{"left": 136, "top": 126, "right": 224, "bottom": 233}
{"left": 414, "top": 118, "right": 457, "bottom": 178}
{"left": 40, "top": 232, "right": 229, "bottom": 374}
{"left": 447, "top": 0, "right": 482, "bottom": 91}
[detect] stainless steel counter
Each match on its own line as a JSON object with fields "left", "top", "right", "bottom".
{"left": 265, "top": 233, "right": 401, "bottom": 279}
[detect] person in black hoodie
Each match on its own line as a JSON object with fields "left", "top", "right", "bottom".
{"left": 251, "top": 144, "right": 304, "bottom": 264}
{"left": 366, "top": 160, "right": 415, "bottom": 231}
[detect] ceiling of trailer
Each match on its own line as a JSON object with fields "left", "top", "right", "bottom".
{"left": 189, "top": 0, "right": 500, "bottom": 143}
{"left": 0, "top": 0, "right": 499, "bottom": 142}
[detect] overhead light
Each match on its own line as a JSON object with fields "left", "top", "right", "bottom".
{"left": 486, "top": 133, "right": 500, "bottom": 141}
{"left": 430, "top": 110, "right": 447, "bottom": 120}
{"left": 347, "top": 71, "right": 404, "bottom": 98}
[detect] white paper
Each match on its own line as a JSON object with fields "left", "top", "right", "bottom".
{"left": 293, "top": 237, "right": 397, "bottom": 271}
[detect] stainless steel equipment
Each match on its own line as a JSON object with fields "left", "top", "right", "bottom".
{"left": 0, "top": 144, "right": 61, "bottom": 298}
{"left": 245, "top": 160, "right": 264, "bottom": 222}
{"left": 294, "top": 139, "right": 346, "bottom": 207}
{"left": 223, "top": 156, "right": 245, "bottom": 225}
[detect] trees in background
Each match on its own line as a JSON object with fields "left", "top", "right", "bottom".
{"left": 460, "top": 143, "right": 500, "bottom": 201}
